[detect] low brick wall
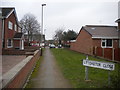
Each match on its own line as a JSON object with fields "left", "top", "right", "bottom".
{"left": 1, "top": 49, "right": 41, "bottom": 88}
{"left": 24, "top": 46, "right": 40, "bottom": 50}
{"left": 2, "top": 49, "right": 36, "bottom": 55}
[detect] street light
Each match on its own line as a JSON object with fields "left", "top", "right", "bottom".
{"left": 41, "top": 4, "right": 46, "bottom": 47}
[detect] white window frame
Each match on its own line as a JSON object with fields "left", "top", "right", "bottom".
{"left": 101, "top": 39, "right": 113, "bottom": 48}
{"left": 14, "top": 24, "right": 17, "bottom": 31}
{"left": 7, "top": 39, "right": 13, "bottom": 48}
{"left": 8, "top": 21, "right": 13, "bottom": 30}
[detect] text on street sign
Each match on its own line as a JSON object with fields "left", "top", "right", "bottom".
{"left": 83, "top": 60, "right": 115, "bottom": 70}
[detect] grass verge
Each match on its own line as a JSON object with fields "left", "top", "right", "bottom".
{"left": 51, "top": 48, "right": 120, "bottom": 88}
{"left": 25, "top": 55, "right": 43, "bottom": 88}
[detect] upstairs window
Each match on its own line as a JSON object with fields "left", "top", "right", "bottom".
{"left": 8, "top": 21, "right": 13, "bottom": 30}
{"left": 101, "top": 39, "right": 113, "bottom": 48}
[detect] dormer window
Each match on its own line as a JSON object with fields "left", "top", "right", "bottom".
{"left": 8, "top": 21, "right": 13, "bottom": 30}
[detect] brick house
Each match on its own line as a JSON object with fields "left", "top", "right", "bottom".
{"left": 1, "top": 7, "right": 24, "bottom": 50}
{"left": 70, "top": 25, "right": 120, "bottom": 61}
{"left": 0, "top": 8, "right": 2, "bottom": 54}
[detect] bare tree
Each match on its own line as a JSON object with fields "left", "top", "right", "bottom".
{"left": 54, "top": 27, "right": 65, "bottom": 44}
{"left": 20, "top": 13, "right": 40, "bottom": 44}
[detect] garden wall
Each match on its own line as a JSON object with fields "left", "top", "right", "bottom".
{"left": 1, "top": 49, "right": 41, "bottom": 88}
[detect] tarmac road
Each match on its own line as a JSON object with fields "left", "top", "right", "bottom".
{"left": 30, "top": 47, "right": 72, "bottom": 88}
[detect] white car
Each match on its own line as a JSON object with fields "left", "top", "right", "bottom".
{"left": 49, "top": 44, "right": 55, "bottom": 48}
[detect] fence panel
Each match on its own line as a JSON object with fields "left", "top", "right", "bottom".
{"left": 104, "top": 48, "right": 112, "bottom": 60}
{"left": 94, "top": 47, "right": 120, "bottom": 61}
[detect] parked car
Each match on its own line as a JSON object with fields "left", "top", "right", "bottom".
{"left": 49, "top": 44, "right": 56, "bottom": 48}
{"left": 58, "top": 44, "right": 62, "bottom": 48}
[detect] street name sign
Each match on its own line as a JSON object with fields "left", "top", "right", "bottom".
{"left": 83, "top": 59, "right": 115, "bottom": 71}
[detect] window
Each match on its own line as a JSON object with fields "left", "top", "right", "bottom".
{"left": 102, "top": 39, "right": 105, "bottom": 47}
{"left": 8, "top": 21, "right": 13, "bottom": 30}
{"left": 14, "top": 24, "right": 17, "bottom": 31}
{"left": 7, "top": 39, "right": 13, "bottom": 48}
{"left": 101, "top": 39, "right": 113, "bottom": 48}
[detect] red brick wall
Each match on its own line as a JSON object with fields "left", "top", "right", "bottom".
{"left": 114, "top": 48, "right": 120, "bottom": 61}
{"left": 2, "top": 49, "right": 35, "bottom": 55}
{"left": 14, "top": 40, "right": 20, "bottom": 49}
{"left": 113, "top": 39, "right": 119, "bottom": 48}
{"left": 4, "top": 11, "right": 18, "bottom": 49}
{"left": 93, "top": 39, "right": 101, "bottom": 47}
{"left": 4, "top": 50, "right": 41, "bottom": 88}
{"left": 70, "top": 29, "right": 120, "bottom": 61}
{"left": 93, "top": 39, "right": 119, "bottom": 48}
{"left": 70, "top": 29, "right": 93, "bottom": 55}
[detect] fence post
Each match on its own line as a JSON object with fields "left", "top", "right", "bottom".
{"left": 95, "top": 46, "right": 97, "bottom": 55}
{"left": 102, "top": 48, "right": 104, "bottom": 58}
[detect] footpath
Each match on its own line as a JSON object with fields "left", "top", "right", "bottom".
{"left": 29, "top": 47, "right": 72, "bottom": 88}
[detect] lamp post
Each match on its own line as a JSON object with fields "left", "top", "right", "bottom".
{"left": 41, "top": 4, "right": 46, "bottom": 47}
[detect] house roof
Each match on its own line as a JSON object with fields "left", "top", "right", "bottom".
{"left": 14, "top": 33, "right": 23, "bottom": 39}
{"left": 1, "top": 7, "right": 20, "bottom": 27}
{"left": 1, "top": 7, "right": 14, "bottom": 18}
{"left": 115, "top": 18, "right": 120, "bottom": 23}
{"left": 82, "top": 25, "right": 118, "bottom": 39}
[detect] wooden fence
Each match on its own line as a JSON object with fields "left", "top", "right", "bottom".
{"left": 93, "top": 47, "right": 120, "bottom": 61}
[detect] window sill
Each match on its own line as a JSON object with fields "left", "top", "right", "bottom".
{"left": 7, "top": 46, "right": 13, "bottom": 48}
{"left": 101, "top": 47, "right": 113, "bottom": 48}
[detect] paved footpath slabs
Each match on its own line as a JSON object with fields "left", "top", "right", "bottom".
{"left": 28, "top": 48, "right": 72, "bottom": 88}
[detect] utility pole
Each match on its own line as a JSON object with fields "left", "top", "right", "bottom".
{"left": 41, "top": 4, "right": 46, "bottom": 47}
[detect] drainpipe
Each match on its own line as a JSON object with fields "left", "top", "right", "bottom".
{"left": 2, "top": 19, "right": 4, "bottom": 48}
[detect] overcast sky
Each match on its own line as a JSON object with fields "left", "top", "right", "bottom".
{"left": 1, "top": 0, "right": 119, "bottom": 40}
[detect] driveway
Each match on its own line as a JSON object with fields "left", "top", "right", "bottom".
{"left": 29, "top": 47, "right": 72, "bottom": 88}
{"left": 2, "top": 55, "right": 26, "bottom": 74}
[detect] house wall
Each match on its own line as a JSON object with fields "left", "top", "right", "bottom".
{"left": 70, "top": 29, "right": 120, "bottom": 61}
{"left": 93, "top": 39, "right": 119, "bottom": 48}
{"left": 93, "top": 39, "right": 119, "bottom": 61}
{"left": 70, "top": 29, "right": 93, "bottom": 55}
{"left": 14, "top": 40, "right": 20, "bottom": 49}
{"left": 0, "top": 19, "right": 2, "bottom": 54}
{"left": 4, "top": 11, "right": 18, "bottom": 49}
